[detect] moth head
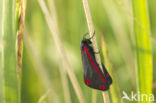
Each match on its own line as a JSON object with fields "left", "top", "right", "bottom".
{"left": 82, "top": 38, "right": 92, "bottom": 45}
{"left": 80, "top": 38, "right": 91, "bottom": 50}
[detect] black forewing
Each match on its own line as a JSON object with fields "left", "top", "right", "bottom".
{"left": 81, "top": 44, "right": 110, "bottom": 91}
{"left": 102, "top": 64, "right": 113, "bottom": 85}
{"left": 87, "top": 45, "right": 112, "bottom": 86}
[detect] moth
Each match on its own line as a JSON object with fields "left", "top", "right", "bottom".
{"left": 80, "top": 32, "right": 112, "bottom": 91}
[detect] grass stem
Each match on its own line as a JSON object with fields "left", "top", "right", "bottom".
{"left": 47, "top": 0, "right": 72, "bottom": 103}
{"left": 37, "top": 0, "right": 86, "bottom": 103}
{"left": 82, "top": 0, "right": 110, "bottom": 102}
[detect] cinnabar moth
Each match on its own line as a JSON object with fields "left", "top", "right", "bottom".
{"left": 80, "top": 32, "right": 112, "bottom": 91}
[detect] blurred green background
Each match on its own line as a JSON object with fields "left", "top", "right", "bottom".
{"left": 20, "top": 0, "right": 156, "bottom": 103}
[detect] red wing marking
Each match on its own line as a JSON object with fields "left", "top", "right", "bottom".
{"left": 84, "top": 46, "right": 106, "bottom": 82}
{"left": 84, "top": 78, "right": 90, "bottom": 85}
{"left": 106, "top": 73, "right": 109, "bottom": 78}
{"left": 99, "top": 85, "right": 106, "bottom": 90}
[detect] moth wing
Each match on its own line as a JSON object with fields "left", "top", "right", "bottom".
{"left": 81, "top": 46, "right": 109, "bottom": 91}
{"left": 102, "top": 64, "right": 113, "bottom": 85}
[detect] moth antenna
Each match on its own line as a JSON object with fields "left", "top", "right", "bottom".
{"left": 88, "top": 31, "right": 95, "bottom": 40}
{"left": 83, "top": 31, "right": 95, "bottom": 40}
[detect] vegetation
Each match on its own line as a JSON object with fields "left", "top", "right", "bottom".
{"left": 132, "top": 0, "right": 153, "bottom": 103}
{"left": 0, "top": 0, "right": 155, "bottom": 103}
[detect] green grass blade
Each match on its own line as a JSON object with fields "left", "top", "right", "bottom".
{"left": 0, "top": 0, "right": 3, "bottom": 101}
{"left": 0, "top": 0, "right": 20, "bottom": 103}
{"left": 132, "top": 0, "right": 153, "bottom": 102}
{"left": 102, "top": 0, "right": 135, "bottom": 86}
{"left": 101, "top": 34, "right": 122, "bottom": 103}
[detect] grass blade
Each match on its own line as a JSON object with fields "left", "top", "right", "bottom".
{"left": 16, "top": 2, "right": 26, "bottom": 103}
{"left": 102, "top": 0, "right": 135, "bottom": 86}
{"left": 16, "top": 0, "right": 26, "bottom": 82}
{"left": 47, "top": 0, "right": 72, "bottom": 103}
{"left": 59, "top": 65, "right": 72, "bottom": 103}
{"left": 132, "top": 0, "right": 153, "bottom": 102}
{"left": 0, "top": 0, "right": 20, "bottom": 102}
{"left": 101, "top": 34, "right": 122, "bottom": 103}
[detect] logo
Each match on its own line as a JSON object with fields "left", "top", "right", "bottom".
{"left": 122, "top": 91, "right": 154, "bottom": 102}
